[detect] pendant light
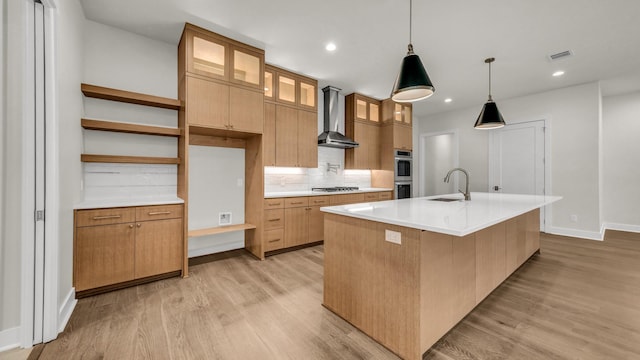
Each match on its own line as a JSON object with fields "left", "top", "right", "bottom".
{"left": 474, "top": 57, "right": 506, "bottom": 129}
{"left": 390, "top": 0, "right": 435, "bottom": 103}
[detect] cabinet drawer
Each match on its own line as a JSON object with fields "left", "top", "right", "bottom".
{"left": 285, "top": 197, "right": 309, "bottom": 208}
{"left": 309, "top": 196, "right": 330, "bottom": 206}
{"left": 379, "top": 191, "right": 393, "bottom": 200}
{"left": 264, "top": 209, "right": 284, "bottom": 230}
{"left": 364, "top": 193, "right": 380, "bottom": 201}
{"left": 264, "top": 198, "right": 284, "bottom": 209}
{"left": 76, "top": 208, "right": 135, "bottom": 227}
{"left": 136, "top": 204, "right": 183, "bottom": 222}
{"left": 264, "top": 229, "right": 284, "bottom": 252}
{"left": 330, "top": 193, "right": 365, "bottom": 205}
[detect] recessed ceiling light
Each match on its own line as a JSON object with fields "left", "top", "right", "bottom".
{"left": 444, "top": 98, "right": 452, "bottom": 103}
{"left": 552, "top": 70, "right": 565, "bottom": 77}
{"left": 325, "top": 42, "right": 337, "bottom": 52}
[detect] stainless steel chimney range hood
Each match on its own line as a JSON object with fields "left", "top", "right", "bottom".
{"left": 318, "top": 86, "right": 359, "bottom": 149}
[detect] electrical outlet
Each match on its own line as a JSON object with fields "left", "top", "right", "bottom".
{"left": 219, "top": 212, "right": 232, "bottom": 226}
{"left": 385, "top": 229, "right": 401, "bottom": 245}
{"left": 280, "top": 176, "right": 285, "bottom": 186}
{"left": 237, "top": 178, "right": 243, "bottom": 187}
{"left": 570, "top": 214, "right": 578, "bottom": 223}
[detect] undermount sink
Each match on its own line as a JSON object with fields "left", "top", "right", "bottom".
{"left": 428, "top": 197, "right": 463, "bottom": 202}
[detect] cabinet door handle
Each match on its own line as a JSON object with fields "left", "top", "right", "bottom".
{"left": 92, "top": 215, "right": 121, "bottom": 220}
{"left": 268, "top": 218, "right": 281, "bottom": 222}
{"left": 290, "top": 202, "right": 303, "bottom": 205}
{"left": 148, "top": 211, "right": 171, "bottom": 215}
{"left": 128, "top": 224, "right": 134, "bottom": 229}
{"left": 137, "top": 223, "right": 141, "bottom": 227}
{"left": 268, "top": 239, "right": 281, "bottom": 243}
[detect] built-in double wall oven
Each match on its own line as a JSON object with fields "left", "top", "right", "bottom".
{"left": 394, "top": 150, "right": 412, "bottom": 199}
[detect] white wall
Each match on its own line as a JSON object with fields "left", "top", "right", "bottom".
{"left": 415, "top": 82, "right": 603, "bottom": 238}
{"left": 602, "top": 91, "right": 640, "bottom": 230}
{"left": 188, "top": 146, "right": 245, "bottom": 257}
{"left": 57, "top": 0, "right": 87, "bottom": 324}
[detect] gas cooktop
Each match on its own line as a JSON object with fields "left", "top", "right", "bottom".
{"left": 311, "top": 186, "right": 359, "bottom": 192}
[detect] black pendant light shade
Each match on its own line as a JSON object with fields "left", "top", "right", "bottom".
{"left": 391, "top": 0, "right": 435, "bottom": 103}
{"left": 391, "top": 45, "right": 435, "bottom": 102}
{"left": 474, "top": 57, "right": 505, "bottom": 129}
{"left": 474, "top": 101, "right": 505, "bottom": 129}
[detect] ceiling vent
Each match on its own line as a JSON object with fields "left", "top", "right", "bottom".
{"left": 548, "top": 50, "right": 573, "bottom": 61}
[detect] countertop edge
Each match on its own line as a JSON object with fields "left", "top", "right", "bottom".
{"left": 74, "top": 197, "right": 185, "bottom": 210}
{"left": 264, "top": 188, "right": 393, "bottom": 199}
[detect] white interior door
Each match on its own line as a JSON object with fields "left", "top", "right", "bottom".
{"left": 489, "top": 120, "right": 546, "bottom": 228}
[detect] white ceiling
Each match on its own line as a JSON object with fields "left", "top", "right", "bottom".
{"left": 79, "top": 0, "right": 640, "bottom": 118}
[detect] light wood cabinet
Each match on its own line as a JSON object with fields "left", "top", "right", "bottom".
{"left": 185, "top": 76, "right": 263, "bottom": 134}
{"left": 345, "top": 93, "right": 381, "bottom": 170}
{"left": 297, "top": 110, "right": 319, "bottom": 168}
{"left": 273, "top": 106, "right": 318, "bottom": 167}
{"left": 475, "top": 222, "right": 507, "bottom": 303}
{"left": 381, "top": 99, "right": 413, "bottom": 151}
{"left": 263, "top": 102, "right": 276, "bottom": 166}
{"left": 74, "top": 204, "right": 183, "bottom": 295}
{"left": 263, "top": 193, "right": 390, "bottom": 254}
{"left": 265, "top": 64, "right": 319, "bottom": 168}
{"left": 266, "top": 65, "right": 318, "bottom": 111}
{"left": 184, "top": 24, "right": 263, "bottom": 91}
{"left": 180, "top": 23, "right": 264, "bottom": 136}
{"left": 75, "top": 223, "right": 135, "bottom": 292}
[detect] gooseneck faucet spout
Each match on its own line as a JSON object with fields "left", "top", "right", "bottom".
{"left": 444, "top": 168, "right": 471, "bottom": 201}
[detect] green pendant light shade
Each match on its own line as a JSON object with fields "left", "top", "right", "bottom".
{"left": 474, "top": 57, "right": 506, "bottom": 129}
{"left": 391, "top": 0, "right": 435, "bottom": 103}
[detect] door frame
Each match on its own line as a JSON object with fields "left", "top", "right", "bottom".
{"left": 418, "top": 129, "right": 459, "bottom": 197}
{"left": 488, "top": 116, "right": 552, "bottom": 231}
{"left": 20, "top": 0, "right": 60, "bottom": 347}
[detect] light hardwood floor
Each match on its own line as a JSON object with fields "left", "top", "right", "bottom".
{"left": 29, "top": 231, "right": 640, "bottom": 359}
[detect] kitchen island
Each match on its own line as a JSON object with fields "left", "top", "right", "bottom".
{"left": 321, "top": 192, "right": 561, "bottom": 360}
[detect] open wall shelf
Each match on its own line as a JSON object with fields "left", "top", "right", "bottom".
{"left": 188, "top": 223, "right": 256, "bottom": 238}
{"left": 81, "top": 83, "right": 181, "bottom": 110}
{"left": 81, "top": 154, "right": 181, "bottom": 165}
{"left": 82, "top": 118, "right": 181, "bottom": 137}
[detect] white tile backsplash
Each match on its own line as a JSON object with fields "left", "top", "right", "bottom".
{"left": 264, "top": 147, "right": 371, "bottom": 193}
{"left": 83, "top": 163, "right": 177, "bottom": 201}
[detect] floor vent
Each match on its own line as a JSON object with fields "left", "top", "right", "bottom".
{"left": 548, "top": 50, "right": 573, "bottom": 61}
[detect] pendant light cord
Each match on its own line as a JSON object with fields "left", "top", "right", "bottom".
{"left": 488, "top": 60, "right": 492, "bottom": 101}
{"left": 409, "top": 0, "right": 412, "bottom": 45}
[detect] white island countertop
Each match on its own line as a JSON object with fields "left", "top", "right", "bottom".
{"left": 321, "top": 192, "right": 561, "bottom": 236}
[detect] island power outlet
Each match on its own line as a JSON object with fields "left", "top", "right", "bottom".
{"left": 385, "top": 229, "right": 401, "bottom": 245}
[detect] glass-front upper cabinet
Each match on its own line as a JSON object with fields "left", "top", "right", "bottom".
{"left": 369, "top": 102, "right": 379, "bottom": 123}
{"left": 230, "top": 46, "right": 263, "bottom": 89}
{"left": 189, "top": 32, "right": 228, "bottom": 80}
{"left": 277, "top": 74, "right": 297, "bottom": 105}
{"left": 403, "top": 104, "right": 412, "bottom": 125}
{"left": 299, "top": 80, "right": 317, "bottom": 110}
{"left": 356, "top": 99, "right": 367, "bottom": 121}
{"left": 264, "top": 69, "right": 274, "bottom": 99}
{"left": 184, "top": 25, "right": 264, "bottom": 90}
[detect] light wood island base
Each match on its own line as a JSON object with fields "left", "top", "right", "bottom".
{"left": 323, "top": 209, "right": 540, "bottom": 360}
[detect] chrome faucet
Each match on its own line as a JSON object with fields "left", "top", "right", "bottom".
{"left": 444, "top": 168, "right": 471, "bottom": 201}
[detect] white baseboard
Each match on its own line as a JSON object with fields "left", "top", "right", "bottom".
{"left": 0, "top": 326, "right": 20, "bottom": 352}
{"left": 58, "top": 288, "right": 77, "bottom": 334}
{"left": 545, "top": 226, "right": 604, "bottom": 241}
{"left": 604, "top": 222, "right": 640, "bottom": 234}
{"left": 188, "top": 240, "right": 244, "bottom": 258}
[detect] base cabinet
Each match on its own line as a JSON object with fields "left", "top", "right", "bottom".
{"left": 263, "top": 192, "right": 392, "bottom": 254}
{"left": 74, "top": 204, "right": 183, "bottom": 295}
